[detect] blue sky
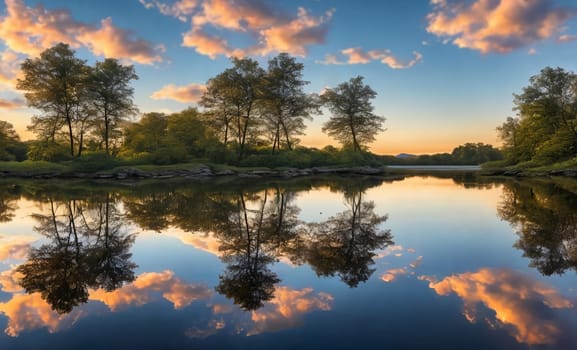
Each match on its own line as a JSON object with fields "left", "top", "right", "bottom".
{"left": 1, "top": 0, "right": 576, "bottom": 154}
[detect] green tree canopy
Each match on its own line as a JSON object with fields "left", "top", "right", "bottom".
{"left": 88, "top": 58, "right": 139, "bottom": 156}
{"left": 321, "top": 76, "right": 385, "bottom": 152}
{"left": 498, "top": 66, "right": 577, "bottom": 165}
{"left": 0, "top": 120, "right": 25, "bottom": 161}
{"left": 262, "top": 53, "right": 318, "bottom": 152}
{"left": 17, "top": 43, "right": 91, "bottom": 157}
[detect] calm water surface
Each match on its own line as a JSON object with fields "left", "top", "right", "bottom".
{"left": 0, "top": 174, "right": 576, "bottom": 349}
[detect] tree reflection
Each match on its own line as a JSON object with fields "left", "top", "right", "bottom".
{"left": 305, "top": 190, "right": 393, "bottom": 287}
{"left": 498, "top": 181, "right": 577, "bottom": 275}
{"left": 17, "top": 194, "right": 136, "bottom": 313}
{"left": 215, "top": 190, "right": 281, "bottom": 310}
{"left": 0, "top": 183, "right": 19, "bottom": 223}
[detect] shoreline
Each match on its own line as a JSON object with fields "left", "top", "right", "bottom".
{"left": 0, "top": 164, "right": 485, "bottom": 181}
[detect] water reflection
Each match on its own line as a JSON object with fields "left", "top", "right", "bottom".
{"left": 3, "top": 175, "right": 575, "bottom": 348}
{"left": 215, "top": 190, "right": 282, "bottom": 310}
{"left": 17, "top": 194, "right": 137, "bottom": 313}
{"left": 422, "top": 268, "right": 574, "bottom": 346}
{"left": 498, "top": 181, "right": 577, "bottom": 275}
{"left": 305, "top": 190, "right": 393, "bottom": 287}
{"left": 0, "top": 183, "right": 19, "bottom": 222}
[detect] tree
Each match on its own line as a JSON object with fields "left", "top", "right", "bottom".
{"left": 17, "top": 43, "right": 90, "bottom": 157}
{"left": 305, "top": 190, "right": 393, "bottom": 287}
{"left": 200, "top": 73, "right": 235, "bottom": 147}
{"left": 498, "top": 67, "right": 577, "bottom": 164}
{"left": 167, "top": 107, "right": 217, "bottom": 157}
{"left": 262, "top": 53, "right": 318, "bottom": 152}
{"left": 321, "top": 76, "right": 385, "bottom": 152}
{"left": 201, "top": 57, "right": 265, "bottom": 160}
{"left": 451, "top": 142, "right": 503, "bottom": 164}
{"left": 89, "top": 58, "right": 138, "bottom": 156}
{"left": 0, "top": 120, "right": 24, "bottom": 161}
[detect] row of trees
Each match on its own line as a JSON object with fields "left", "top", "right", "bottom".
{"left": 8, "top": 43, "right": 387, "bottom": 163}
{"left": 7, "top": 178, "right": 392, "bottom": 313}
{"left": 498, "top": 67, "right": 577, "bottom": 165}
{"left": 17, "top": 43, "right": 138, "bottom": 158}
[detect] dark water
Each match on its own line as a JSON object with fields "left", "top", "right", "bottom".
{"left": 0, "top": 174, "right": 576, "bottom": 349}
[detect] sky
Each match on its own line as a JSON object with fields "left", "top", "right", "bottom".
{"left": 0, "top": 0, "right": 577, "bottom": 155}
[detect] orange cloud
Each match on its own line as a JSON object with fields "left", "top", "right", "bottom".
{"left": 0, "top": 292, "right": 83, "bottom": 337}
{"left": 426, "top": 0, "right": 576, "bottom": 53}
{"left": 76, "top": 17, "right": 164, "bottom": 65}
{"left": 0, "top": 267, "right": 24, "bottom": 293}
{"left": 256, "top": 8, "right": 334, "bottom": 57}
{"left": 147, "top": 0, "right": 333, "bottom": 58}
{"left": 423, "top": 268, "right": 574, "bottom": 345}
{"left": 0, "top": 235, "right": 35, "bottom": 261}
{"left": 320, "top": 48, "right": 423, "bottom": 69}
{"left": 89, "top": 270, "right": 212, "bottom": 311}
{"left": 0, "top": 49, "right": 24, "bottom": 88}
{"left": 0, "top": 0, "right": 163, "bottom": 65}
{"left": 380, "top": 255, "right": 423, "bottom": 282}
{"left": 151, "top": 83, "right": 207, "bottom": 103}
{"left": 248, "top": 286, "right": 333, "bottom": 336}
{"left": 0, "top": 97, "right": 25, "bottom": 109}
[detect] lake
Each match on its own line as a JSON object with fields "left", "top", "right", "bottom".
{"left": 0, "top": 173, "right": 575, "bottom": 349}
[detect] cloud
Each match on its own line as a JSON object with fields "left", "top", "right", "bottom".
{"left": 0, "top": 235, "right": 35, "bottom": 261}
{"left": 0, "top": 293, "right": 83, "bottom": 337}
{"left": 558, "top": 34, "right": 577, "bottom": 43}
{"left": 182, "top": 27, "right": 235, "bottom": 59}
{"left": 422, "top": 268, "right": 574, "bottom": 345}
{"left": 256, "top": 8, "right": 334, "bottom": 57}
{"left": 0, "top": 0, "right": 163, "bottom": 65}
{"left": 139, "top": 0, "right": 198, "bottom": 22}
{"left": 90, "top": 270, "right": 212, "bottom": 310}
{"left": 0, "top": 49, "right": 24, "bottom": 88}
{"left": 0, "top": 97, "right": 26, "bottom": 109}
{"left": 426, "top": 0, "right": 577, "bottom": 53}
{"left": 380, "top": 256, "right": 423, "bottom": 282}
{"left": 248, "top": 286, "right": 333, "bottom": 336}
{"left": 320, "top": 48, "right": 423, "bottom": 69}
{"left": 76, "top": 17, "right": 164, "bottom": 65}
{"left": 151, "top": 83, "right": 207, "bottom": 103}
{"left": 146, "top": 0, "right": 333, "bottom": 58}
{"left": 0, "top": 269, "right": 211, "bottom": 336}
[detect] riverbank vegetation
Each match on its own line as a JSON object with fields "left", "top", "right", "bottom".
{"left": 1, "top": 43, "right": 507, "bottom": 175}
{"left": 487, "top": 67, "right": 577, "bottom": 174}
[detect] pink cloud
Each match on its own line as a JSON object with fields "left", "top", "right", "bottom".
{"left": 423, "top": 268, "right": 574, "bottom": 345}
{"left": 182, "top": 27, "right": 235, "bottom": 59}
{"left": 90, "top": 270, "right": 212, "bottom": 311}
{"left": 151, "top": 83, "right": 207, "bottom": 103}
{"left": 77, "top": 17, "right": 164, "bottom": 65}
{"left": 427, "top": 0, "right": 576, "bottom": 53}
{"left": 248, "top": 286, "right": 333, "bottom": 336}
{"left": 0, "top": 0, "right": 163, "bottom": 65}
{"left": 146, "top": 0, "right": 333, "bottom": 58}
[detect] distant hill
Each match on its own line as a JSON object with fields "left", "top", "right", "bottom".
{"left": 395, "top": 153, "right": 417, "bottom": 159}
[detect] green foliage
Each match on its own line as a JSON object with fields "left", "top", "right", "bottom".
{"left": 65, "top": 152, "right": 123, "bottom": 172}
{"left": 88, "top": 58, "right": 139, "bottom": 155}
{"left": 320, "top": 76, "right": 385, "bottom": 152}
{"left": 17, "top": 43, "right": 91, "bottom": 157}
{"left": 27, "top": 141, "right": 71, "bottom": 162}
{"left": 498, "top": 66, "right": 577, "bottom": 166}
{"left": 0, "top": 120, "right": 26, "bottom": 161}
{"left": 17, "top": 44, "right": 138, "bottom": 158}
{"left": 451, "top": 143, "right": 503, "bottom": 164}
